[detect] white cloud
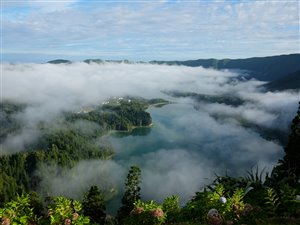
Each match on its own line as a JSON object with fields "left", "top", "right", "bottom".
{"left": 2, "top": 62, "right": 298, "bottom": 152}
{"left": 28, "top": 0, "right": 79, "bottom": 12}
{"left": 138, "top": 149, "right": 215, "bottom": 204}
{"left": 3, "top": 1, "right": 299, "bottom": 60}
{"left": 2, "top": 62, "right": 299, "bottom": 209}
{"left": 38, "top": 160, "right": 126, "bottom": 199}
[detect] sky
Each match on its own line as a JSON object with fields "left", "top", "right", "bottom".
{"left": 1, "top": 0, "right": 299, "bottom": 62}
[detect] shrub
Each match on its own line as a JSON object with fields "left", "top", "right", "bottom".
{"left": 0, "top": 194, "right": 36, "bottom": 225}
{"left": 125, "top": 199, "right": 165, "bottom": 225}
{"left": 162, "top": 195, "right": 181, "bottom": 223}
{"left": 47, "top": 196, "right": 89, "bottom": 225}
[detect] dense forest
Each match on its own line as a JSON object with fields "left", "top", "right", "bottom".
{"left": 0, "top": 96, "right": 299, "bottom": 224}
{"left": 0, "top": 98, "right": 154, "bottom": 207}
{"left": 263, "top": 70, "right": 300, "bottom": 91}
{"left": 150, "top": 54, "right": 300, "bottom": 82}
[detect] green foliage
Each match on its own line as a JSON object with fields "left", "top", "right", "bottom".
{"left": 162, "top": 195, "right": 181, "bottom": 223}
{"left": 225, "top": 188, "right": 246, "bottom": 221}
{"left": 261, "top": 184, "right": 300, "bottom": 219}
{"left": 264, "top": 188, "right": 280, "bottom": 216}
{"left": 0, "top": 101, "right": 25, "bottom": 142}
{"left": 0, "top": 136, "right": 113, "bottom": 204}
{"left": 47, "top": 196, "right": 89, "bottom": 225}
{"left": 1, "top": 98, "right": 300, "bottom": 225}
{"left": 0, "top": 107, "right": 113, "bottom": 205}
{"left": 183, "top": 190, "right": 211, "bottom": 222}
{"left": 183, "top": 184, "right": 257, "bottom": 224}
{"left": 271, "top": 102, "right": 300, "bottom": 186}
{"left": 125, "top": 199, "right": 165, "bottom": 225}
{"left": 166, "top": 91, "right": 245, "bottom": 107}
{"left": 244, "top": 166, "right": 266, "bottom": 186}
{"left": 182, "top": 185, "right": 224, "bottom": 223}
{"left": 0, "top": 194, "right": 36, "bottom": 225}
{"left": 0, "top": 194, "right": 106, "bottom": 225}
{"left": 117, "top": 166, "right": 142, "bottom": 223}
{"left": 28, "top": 191, "right": 44, "bottom": 218}
{"left": 0, "top": 98, "right": 152, "bottom": 206}
{"left": 82, "top": 186, "right": 106, "bottom": 224}
{"left": 67, "top": 99, "right": 152, "bottom": 131}
{"left": 37, "top": 127, "right": 113, "bottom": 164}
{"left": 124, "top": 166, "right": 142, "bottom": 203}
{"left": 182, "top": 174, "right": 300, "bottom": 225}
{"left": 276, "top": 184, "right": 300, "bottom": 217}
{"left": 283, "top": 102, "right": 300, "bottom": 178}
{"left": 0, "top": 172, "right": 20, "bottom": 205}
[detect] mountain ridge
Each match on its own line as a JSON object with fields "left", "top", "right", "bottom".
{"left": 149, "top": 53, "right": 300, "bottom": 81}
{"left": 47, "top": 54, "right": 300, "bottom": 86}
{"left": 263, "top": 70, "right": 300, "bottom": 91}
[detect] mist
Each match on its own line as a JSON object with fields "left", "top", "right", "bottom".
{"left": 37, "top": 160, "right": 126, "bottom": 200}
{"left": 2, "top": 62, "right": 299, "bottom": 208}
{"left": 2, "top": 62, "right": 242, "bottom": 152}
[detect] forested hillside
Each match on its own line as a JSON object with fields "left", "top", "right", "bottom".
{"left": 0, "top": 98, "right": 153, "bottom": 205}
{"left": 263, "top": 70, "right": 300, "bottom": 91}
{"left": 150, "top": 54, "right": 300, "bottom": 81}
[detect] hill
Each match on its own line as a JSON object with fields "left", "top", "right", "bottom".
{"left": 47, "top": 59, "right": 71, "bottom": 64}
{"left": 150, "top": 54, "right": 300, "bottom": 81}
{"left": 46, "top": 54, "right": 300, "bottom": 84}
{"left": 263, "top": 70, "right": 300, "bottom": 91}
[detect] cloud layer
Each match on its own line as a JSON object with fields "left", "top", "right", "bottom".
{"left": 3, "top": 1, "right": 299, "bottom": 61}
{"left": 2, "top": 62, "right": 299, "bottom": 209}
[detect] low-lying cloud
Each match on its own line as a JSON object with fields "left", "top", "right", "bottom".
{"left": 2, "top": 62, "right": 242, "bottom": 151}
{"left": 2, "top": 62, "right": 299, "bottom": 209}
{"left": 37, "top": 160, "right": 126, "bottom": 200}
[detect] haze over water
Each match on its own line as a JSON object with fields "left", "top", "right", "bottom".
{"left": 2, "top": 62, "right": 299, "bottom": 213}
{"left": 108, "top": 101, "right": 285, "bottom": 208}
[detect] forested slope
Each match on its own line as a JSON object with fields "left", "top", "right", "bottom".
{"left": 150, "top": 54, "right": 300, "bottom": 81}
{"left": 0, "top": 98, "right": 153, "bottom": 204}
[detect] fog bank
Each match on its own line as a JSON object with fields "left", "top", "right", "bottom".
{"left": 2, "top": 62, "right": 299, "bottom": 207}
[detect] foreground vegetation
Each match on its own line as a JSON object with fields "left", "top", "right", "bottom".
{"left": 0, "top": 101, "right": 299, "bottom": 224}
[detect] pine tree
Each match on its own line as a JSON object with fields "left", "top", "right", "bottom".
{"left": 271, "top": 102, "right": 300, "bottom": 185}
{"left": 82, "top": 186, "right": 106, "bottom": 224}
{"left": 117, "top": 166, "right": 141, "bottom": 223}
{"left": 283, "top": 102, "right": 300, "bottom": 178}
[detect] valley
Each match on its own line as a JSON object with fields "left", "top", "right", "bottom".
{"left": 1, "top": 56, "right": 299, "bottom": 224}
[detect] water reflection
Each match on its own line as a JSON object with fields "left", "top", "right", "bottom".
{"left": 111, "top": 126, "right": 152, "bottom": 138}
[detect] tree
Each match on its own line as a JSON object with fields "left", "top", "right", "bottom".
{"left": 82, "top": 186, "right": 106, "bottom": 224}
{"left": 271, "top": 102, "right": 300, "bottom": 185}
{"left": 117, "top": 166, "right": 142, "bottom": 223}
{"left": 282, "top": 102, "right": 300, "bottom": 178}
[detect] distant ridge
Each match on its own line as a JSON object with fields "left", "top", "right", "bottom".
{"left": 150, "top": 53, "right": 300, "bottom": 81}
{"left": 263, "top": 70, "right": 300, "bottom": 91}
{"left": 47, "top": 54, "right": 300, "bottom": 83}
{"left": 47, "top": 59, "right": 71, "bottom": 64}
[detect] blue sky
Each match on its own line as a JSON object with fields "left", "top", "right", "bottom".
{"left": 2, "top": 0, "right": 299, "bottom": 62}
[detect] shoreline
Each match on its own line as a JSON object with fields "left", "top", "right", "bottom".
{"left": 107, "top": 123, "right": 154, "bottom": 134}
{"left": 108, "top": 123, "right": 154, "bottom": 133}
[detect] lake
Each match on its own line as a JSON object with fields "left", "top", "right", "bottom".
{"left": 106, "top": 101, "right": 284, "bottom": 212}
